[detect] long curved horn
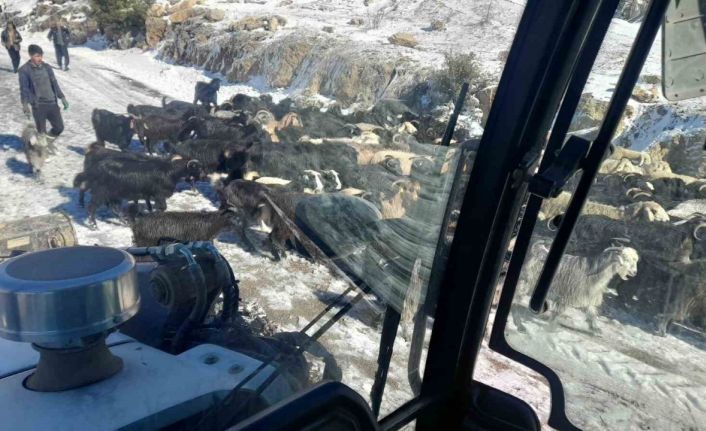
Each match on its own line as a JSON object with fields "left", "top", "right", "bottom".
{"left": 392, "top": 179, "right": 412, "bottom": 189}
{"left": 187, "top": 159, "right": 201, "bottom": 169}
{"left": 693, "top": 222, "right": 706, "bottom": 241}
{"left": 546, "top": 218, "right": 558, "bottom": 232}
{"left": 622, "top": 173, "right": 638, "bottom": 183}
{"left": 626, "top": 187, "right": 644, "bottom": 198}
{"left": 632, "top": 191, "right": 653, "bottom": 200}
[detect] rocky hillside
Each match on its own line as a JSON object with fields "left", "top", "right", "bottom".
{"left": 6, "top": 0, "right": 706, "bottom": 141}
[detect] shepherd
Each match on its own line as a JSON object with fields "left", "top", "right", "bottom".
{"left": 18, "top": 44, "right": 69, "bottom": 149}
{"left": 1, "top": 21, "right": 22, "bottom": 73}
{"left": 47, "top": 20, "right": 71, "bottom": 71}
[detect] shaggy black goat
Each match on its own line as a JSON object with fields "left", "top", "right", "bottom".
{"left": 219, "top": 180, "right": 306, "bottom": 260}
{"left": 162, "top": 97, "right": 210, "bottom": 119}
{"left": 243, "top": 141, "right": 358, "bottom": 184}
{"left": 134, "top": 114, "right": 184, "bottom": 154}
{"left": 80, "top": 156, "right": 202, "bottom": 228}
{"left": 194, "top": 78, "right": 221, "bottom": 109}
{"left": 177, "top": 116, "right": 262, "bottom": 142}
{"left": 91, "top": 109, "right": 136, "bottom": 150}
{"left": 166, "top": 139, "right": 253, "bottom": 179}
{"left": 221, "top": 180, "right": 380, "bottom": 262}
{"left": 129, "top": 208, "right": 237, "bottom": 246}
{"left": 74, "top": 143, "right": 155, "bottom": 208}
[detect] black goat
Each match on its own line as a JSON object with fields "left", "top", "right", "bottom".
{"left": 74, "top": 142, "right": 154, "bottom": 209}
{"left": 91, "top": 109, "right": 136, "bottom": 150}
{"left": 129, "top": 208, "right": 237, "bottom": 247}
{"left": 127, "top": 104, "right": 177, "bottom": 119}
{"left": 162, "top": 97, "right": 210, "bottom": 119}
{"left": 80, "top": 156, "right": 202, "bottom": 228}
{"left": 134, "top": 114, "right": 184, "bottom": 154}
{"left": 166, "top": 139, "right": 253, "bottom": 178}
{"left": 177, "top": 116, "right": 261, "bottom": 142}
{"left": 221, "top": 180, "right": 380, "bottom": 262}
{"left": 229, "top": 93, "right": 275, "bottom": 115}
{"left": 194, "top": 78, "right": 221, "bottom": 109}
{"left": 220, "top": 180, "right": 305, "bottom": 260}
{"left": 243, "top": 141, "right": 358, "bottom": 184}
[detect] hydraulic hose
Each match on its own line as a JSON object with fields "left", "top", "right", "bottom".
{"left": 170, "top": 244, "right": 208, "bottom": 353}
{"left": 190, "top": 242, "right": 240, "bottom": 323}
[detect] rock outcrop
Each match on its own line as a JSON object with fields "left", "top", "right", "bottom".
{"left": 388, "top": 32, "right": 418, "bottom": 48}
{"left": 146, "top": 17, "right": 169, "bottom": 47}
{"left": 159, "top": 23, "right": 431, "bottom": 106}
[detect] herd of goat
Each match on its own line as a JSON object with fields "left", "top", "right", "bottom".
{"left": 516, "top": 140, "right": 706, "bottom": 337}
{"left": 18, "top": 85, "right": 706, "bottom": 340}
{"left": 72, "top": 93, "right": 464, "bottom": 263}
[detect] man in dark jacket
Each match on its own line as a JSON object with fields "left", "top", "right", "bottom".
{"left": 47, "top": 21, "right": 70, "bottom": 71}
{"left": 18, "top": 45, "right": 69, "bottom": 141}
{"left": 1, "top": 21, "right": 22, "bottom": 73}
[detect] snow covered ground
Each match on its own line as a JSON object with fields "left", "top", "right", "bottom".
{"left": 506, "top": 301, "right": 706, "bottom": 430}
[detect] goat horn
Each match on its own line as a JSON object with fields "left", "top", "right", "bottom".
{"left": 693, "top": 222, "right": 706, "bottom": 241}
{"left": 392, "top": 179, "right": 411, "bottom": 188}
{"left": 699, "top": 183, "right": 706, "bottom": 193}
{"left": 622, "top": 173, "right": 638, "bottom": 183}
{"left": 187, "top": 159, "right": 201, "bottom": 168}
{"left": 632, "top": 191, "right": 653, "bottom": 200}
{"left": 673, "top": 218, "right": 692, "bottom": 226}
{"left": 603, "top": 246, "right": 624, "bottom": 252}
{"left": 546, "top": 218, "right": 558, "bottom": 232}
{"left": 625, "top": 187, "right": 643, "bottom": 198}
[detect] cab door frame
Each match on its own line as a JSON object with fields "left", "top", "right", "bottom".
{"left": 377, "top": 0, "right": 665, "bottom": 430}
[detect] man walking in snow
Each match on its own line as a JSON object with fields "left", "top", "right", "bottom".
{"left": 47, "top": 20, "right": 70, "bottom": 71}
{"left": 1, "top": 21, "right": 22, "bottom": 73}
{"left": 18, "top": 44, "right": 69, "bottom": 145}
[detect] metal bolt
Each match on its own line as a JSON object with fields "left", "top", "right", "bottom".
{"left": 203, "top": 354, "right": 219, "bottom": 365}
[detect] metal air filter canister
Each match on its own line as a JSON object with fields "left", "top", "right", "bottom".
{"left": 0, "top": 246, "right": 139, "bottom": 391}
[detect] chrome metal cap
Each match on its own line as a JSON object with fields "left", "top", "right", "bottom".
{"left": 0, "top": 246, "right": 139, "bottom": 345}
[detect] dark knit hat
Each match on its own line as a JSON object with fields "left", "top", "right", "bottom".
{"left": 28, "top": 45, "right": 43, "bottom": 56}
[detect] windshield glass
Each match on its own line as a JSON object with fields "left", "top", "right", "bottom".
{"left": 504, "top": 4, "right": 706, "bottom": 430}
{"left": 0, "top": 0, "right": 526, "bottom": 430}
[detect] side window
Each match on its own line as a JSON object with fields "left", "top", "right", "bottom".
{"left": 503, "top": 5, "right": 706, "bottom": 430}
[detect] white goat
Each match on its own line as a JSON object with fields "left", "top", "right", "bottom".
{"left": 512, "top": 243, "right": 639, "bottom": 334}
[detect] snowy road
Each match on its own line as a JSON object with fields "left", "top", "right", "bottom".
{"left": 506, "top": 298, "right": 706, "bottom": 430}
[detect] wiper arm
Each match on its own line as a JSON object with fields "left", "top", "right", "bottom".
{"left": 529, "top": 0, "right": 671, "bottom": 313}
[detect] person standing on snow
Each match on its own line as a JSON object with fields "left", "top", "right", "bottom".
{"left": 1, "top": 21, "right": 22, "bottom": 73}
{"left": 18, "top": 45, "right": 69, "bottom": 144}
{"left": 47, "top": 20, "right": 70, "bottom": 71}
